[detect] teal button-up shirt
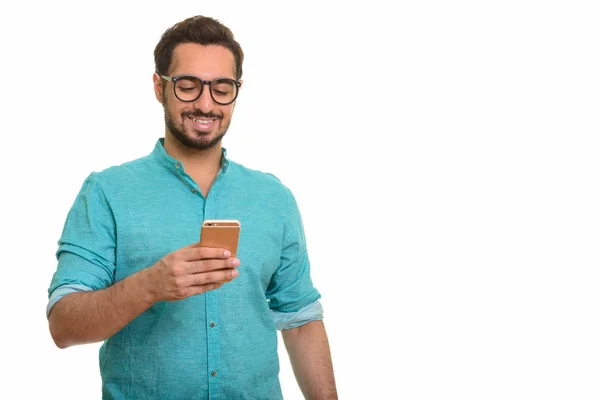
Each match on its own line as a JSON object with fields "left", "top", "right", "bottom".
{"left": 48, "top": 139, "right": 322, "bottom": 399}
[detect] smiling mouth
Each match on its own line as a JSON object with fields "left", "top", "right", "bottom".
{"left": 189, "top": 116, "right": 216, "bottom": 125}
{"left": 185, "top": 115, "right": 220, "bottom": 132}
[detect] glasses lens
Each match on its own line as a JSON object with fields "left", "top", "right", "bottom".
{"left": 211, "top": 79, "right": 237, "bottom": 105}
{"left": 174, "top": 77, "right": 202, "bottom": 101}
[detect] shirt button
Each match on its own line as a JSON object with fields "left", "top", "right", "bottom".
{"left": 191, "top": 188, "right": 197, "bottom": 194}
{"left": 210, "top": 321, "right": 216, "bottom": 328}
{"left": 211, "top": 370, "right": 217, "bottom": 377}
{"left": 175, "top": 163, "right": 181, "bottom": 169}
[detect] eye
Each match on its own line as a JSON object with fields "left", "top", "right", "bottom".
{"left": 175, "top": 77, "right": 201, "bottom": 93}
{"left": 212, "top": 81, "right": 235, "bottom": 97}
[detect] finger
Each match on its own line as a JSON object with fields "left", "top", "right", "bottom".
{"left": 180, "top": 282, "right": 224, "bottom": 298}
{"left": 180, "top": 246, "right": 231, "bottom": 261}
{"left": 187, "top": 257, "right": 240, "bottom": 274}
{"left": 183, "top": 268, "right": 239, "bottom": 287}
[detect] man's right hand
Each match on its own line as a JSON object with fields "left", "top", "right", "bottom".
{"left": 48, "top": 243, "right": 239, "bottom": 348}
{"left": 143, "top": 243, "right": 240, "bottom": 302}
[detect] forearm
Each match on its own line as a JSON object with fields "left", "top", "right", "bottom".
{"left": 48, "top": 269, "right": 154, "bottom": 349}
{"left": 282, "top": 320, "right": 338, "bottom": 400}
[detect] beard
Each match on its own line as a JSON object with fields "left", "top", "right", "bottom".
{"left": 163, "top": 96, "right": 230, "bottom": 151}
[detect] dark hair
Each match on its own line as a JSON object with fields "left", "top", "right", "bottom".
{"left": 154, "top": 15, "right": 244, "bottom": 80}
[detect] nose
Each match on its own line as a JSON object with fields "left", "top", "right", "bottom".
{"left": 193, "top": 85, "right": 216, "bottom": 113}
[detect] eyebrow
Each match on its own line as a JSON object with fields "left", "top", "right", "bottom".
{"left": 172, "top": 74, "right": 237, "bottom": 81}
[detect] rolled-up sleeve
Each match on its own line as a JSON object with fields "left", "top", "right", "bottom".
{"left": 271, "top": 300, "right": 324, "bottom": 330}
{"left": 47, "top": 173, "right": 116, "bottom": 316}
{"left": 266, "top": 188, "right": 321, "bottom": 317}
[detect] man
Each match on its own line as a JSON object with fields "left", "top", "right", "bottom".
{"left": 47, "top": 15, "right": 337, "bottom": 400}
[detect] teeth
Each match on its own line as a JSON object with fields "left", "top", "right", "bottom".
{"left": 191, "top": 117, "right": 213, "bottom": 124}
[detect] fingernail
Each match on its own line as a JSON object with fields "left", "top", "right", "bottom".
{"left": 224, "top": 250, "right": 231, "bottom": 257}
{"left": 231, "top": 269, "right": 239, "bottom": 278}
{"left": 232, "top": 258, "right": 240, "bottom": 266}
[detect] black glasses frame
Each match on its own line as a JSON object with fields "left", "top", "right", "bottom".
{"left": 159, "top": 74, "right": 241, "bottom": 105}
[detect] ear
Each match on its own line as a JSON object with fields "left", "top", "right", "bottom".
{"left": 230, "top": 80, "right": 243, "bottom": 111}
{"left": 153, "top": 73, "right": 164, "bottom": 104}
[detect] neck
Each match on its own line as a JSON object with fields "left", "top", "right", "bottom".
{"left": 163, "top": 132, "right": 223, "bottom": 179}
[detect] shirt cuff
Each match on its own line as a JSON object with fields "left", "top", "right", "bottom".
{"left": 271, "top": 300, "right": 324, "bottom": 330}
{"left": 46, "top": 284, "right": 93, "bottom": 318}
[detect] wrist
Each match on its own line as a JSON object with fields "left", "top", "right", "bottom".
{"left": 132, "top": 267, "right": 159, "bottom": 307}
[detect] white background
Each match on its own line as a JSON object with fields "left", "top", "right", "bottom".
{"left": 1, "top": 0, "right": 599, "bottom": 399}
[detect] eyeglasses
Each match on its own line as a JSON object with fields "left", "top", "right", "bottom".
{"left": 159, "top": 74, "right": 241, "bottom": 105}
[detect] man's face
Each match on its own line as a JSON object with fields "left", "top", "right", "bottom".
{"left": 153, "top": 43, "right": 240, "bottom": 150}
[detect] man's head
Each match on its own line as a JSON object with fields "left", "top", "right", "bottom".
{"left": 152, "top": 16, "right": 244, "bottom": 151}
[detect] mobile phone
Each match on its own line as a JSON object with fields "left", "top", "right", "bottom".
{"left": 199, "top": 219, "right": 241, "bottom": 257}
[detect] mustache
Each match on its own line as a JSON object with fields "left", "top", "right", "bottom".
{"left": 183, "top": 111, "right": 223, "bottom": 120}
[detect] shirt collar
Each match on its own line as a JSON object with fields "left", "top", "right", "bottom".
{"left": 152, "top": 138, "right": 230, "bottom": 173}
